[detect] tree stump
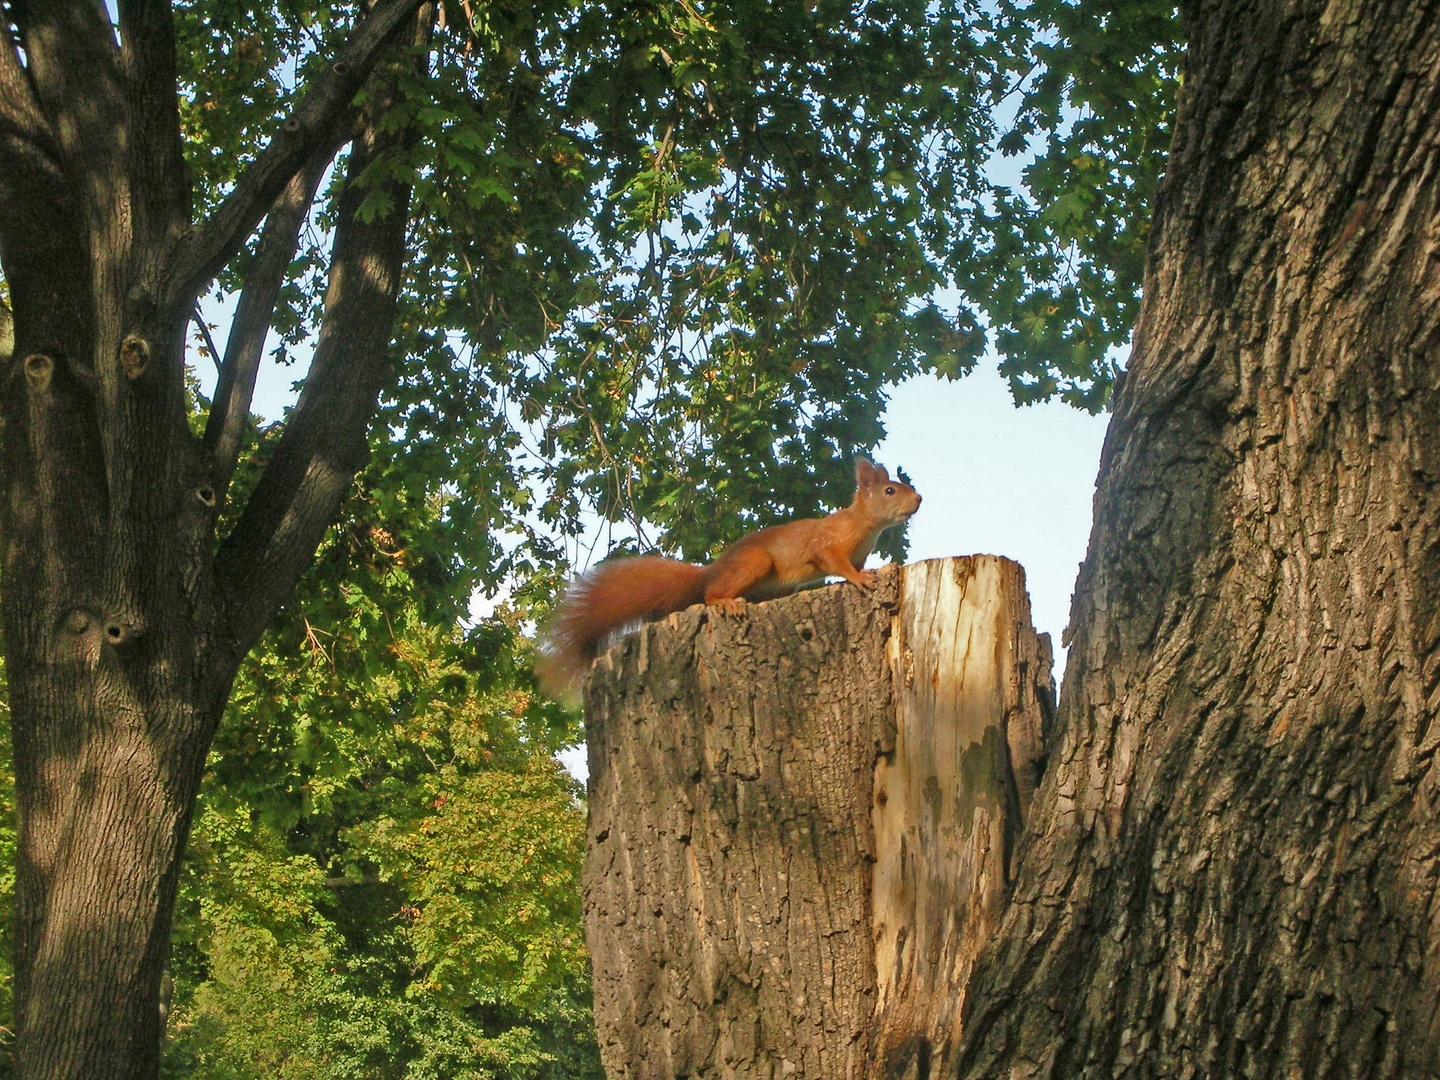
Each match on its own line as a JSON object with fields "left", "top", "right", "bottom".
{"left": 582, "top": 556, "right": 1054, "bottom": 1080}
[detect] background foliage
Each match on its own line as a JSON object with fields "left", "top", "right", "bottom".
{"left": 149, "top": 420, "right": 598, "bottom": 1078}
{"left": 0, "top": 0, "right": 1178, "bottom": 1072}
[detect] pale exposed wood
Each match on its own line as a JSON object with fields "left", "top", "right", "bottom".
{"left": 870, "top": 557, "right": 1053, "bottom": 1079}
{"left": 583, "top": 556, "right": 1054, "bottom": 1079}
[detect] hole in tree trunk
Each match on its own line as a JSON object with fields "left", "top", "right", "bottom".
{"left": 23, "top": 353, "right": 52, "bottom": 390}
{"left": 120, "top": 335, "right": 150, "bottom": 379}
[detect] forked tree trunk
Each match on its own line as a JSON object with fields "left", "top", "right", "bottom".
{"left": 0, "top": 8, "right": 428, "bottom": 1075}
{"left": 952, "top": 1, "right": 1440, "bottom": 1076}
{"left": 583, "top": 557, "right": 1054, "bottom": 1079}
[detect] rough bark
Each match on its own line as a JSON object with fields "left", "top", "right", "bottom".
{"left": 952, "top": 2, "right": 1440, "bottom": 1077}
{"left": 583, "top": 556, "right": 1054, "bottom": 1080}
{"left": 0, "top": 6, "right": 428, "bottom": 1077}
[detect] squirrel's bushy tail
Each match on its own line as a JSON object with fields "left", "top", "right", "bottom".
{"left": 537, "top": 556, "right": 708, "bottom": 699}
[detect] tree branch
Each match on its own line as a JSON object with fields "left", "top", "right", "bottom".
{"left": 117, "top": 0, "right": 188, "bottom": 244}
{"left": 0, "top": 5, "right": 91, "bottom": 269}
{"left": 202, "top": 138, "right": 344, "bottom": 493}
{"left": 0, "top": 17, "right": 49, "bottom": 149}
{"left": 0, "top": 21, "right": 85, "bottom": 348}
{"left": 0, "top": 295, "right": 13, "bottom": 363}
{"left": 166, "top": 0, "right": 425, "bottom": 307}
{"left": 0, "top": 151, "right": 88, "bottom": 353}
{"left": 8, "top": 1, "right": 124, "bottom": 162}
{"left": 191, "top": 305, "right": 221, "bottom": 371}
{"left": 0, "top": 3, "right": 130, "bottom": 359}
{"left": 213, "top": 8, "right": 433, "bottom": 656}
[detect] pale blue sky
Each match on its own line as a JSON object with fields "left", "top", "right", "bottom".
{"left": 876, "top": 367, "right": 1109, "bottom": 668}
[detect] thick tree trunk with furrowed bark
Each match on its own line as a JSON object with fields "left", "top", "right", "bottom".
{"left": 951, "top": 1, "right": 1440, "bottom": 1076}
{"left": 584, "top": 4, "right": 1440, "bottom": 1076}
{"left": 582, "top": 557, "right": 1054, "bottom": 1079}
{"left": 0, "top": 4, "right": 430, "bottom": 1076}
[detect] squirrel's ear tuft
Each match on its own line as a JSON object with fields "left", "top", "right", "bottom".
{"left": 872, "top": 462, "right": 891, "bottom": 482}
{"left": 855, "top": 457, "right": 877, "bottom": 486}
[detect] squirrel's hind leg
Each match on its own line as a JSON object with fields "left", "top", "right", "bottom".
{"left": 704, "top": 546, "right": 775, "bottom": 608}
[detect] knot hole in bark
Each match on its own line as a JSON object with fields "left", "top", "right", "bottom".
{"left": 23, "top": 353, "right": 52, "bottom": 391}
{"left": 194, "top": 485, "right": 217, "bottom": 507}
{"left": 283, "top": 116, "right": 302, "bottom": 133}
{"left": 104, "top": 622, "right": 138, "bottom": 647}
{"left": 119, "top": 336, "right": 149, "bottom": 379}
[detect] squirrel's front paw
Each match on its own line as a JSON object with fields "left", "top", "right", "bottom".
{"left": 853, "top": 569, "right": 877, "bottom": 589}
{"left": 713, "top": 597, "right": 748, "bottom": 616}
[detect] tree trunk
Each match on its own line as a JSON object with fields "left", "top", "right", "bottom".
{"left": 0, "top": 7, "right": 427, "bottom": 1074}
{"left": 582, "top": 557, "right": 1054, "bottom": 1079}
{"left": 952, "top": 1, "right": 1440, "bottom": 1076}
{"left": 4, "top": 195, "right": 226, "bottom": 1080}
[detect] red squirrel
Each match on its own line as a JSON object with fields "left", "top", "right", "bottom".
{"left": 538, "top": 457, "right": 922, "bottom": 697}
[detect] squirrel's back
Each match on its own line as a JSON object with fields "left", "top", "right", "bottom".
{"left": 537, "top": 556, "right": 707, "bottom": 698}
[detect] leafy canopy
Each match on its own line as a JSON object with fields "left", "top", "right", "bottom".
{"left": 181, "top": 0, "right": 1177, "bottom": 575}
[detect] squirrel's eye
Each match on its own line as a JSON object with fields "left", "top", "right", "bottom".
{"left": 884, "top": 486, "right": 896, "bottom": 495}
